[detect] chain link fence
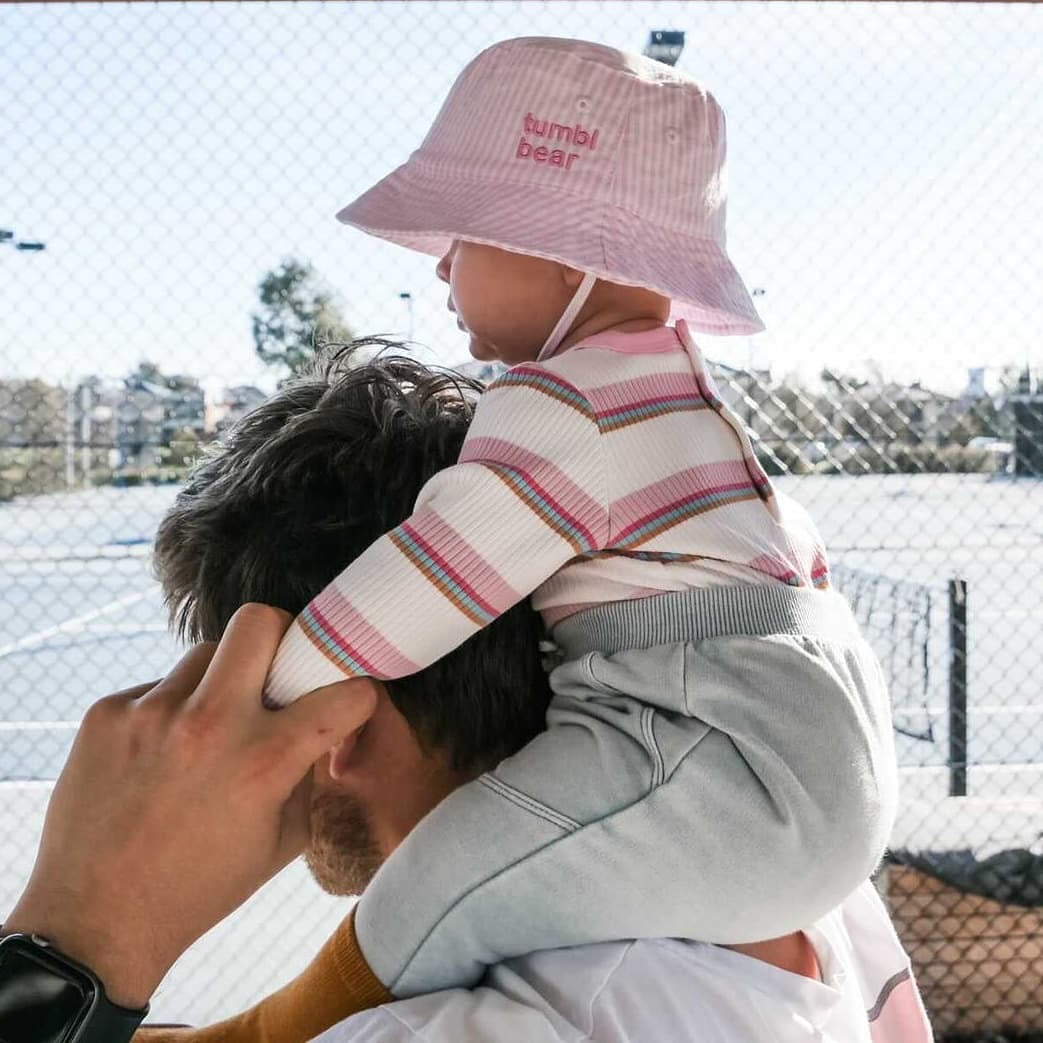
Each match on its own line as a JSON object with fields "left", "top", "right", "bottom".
{"left": 2, "top": 2, "right": 1040, "bottom": 1037}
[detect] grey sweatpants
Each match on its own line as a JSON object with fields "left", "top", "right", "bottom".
{"left": 355, "top": 585, "right": 898, "bottom": 997}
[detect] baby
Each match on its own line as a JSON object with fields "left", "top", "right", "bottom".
{"left": 264, "top": 36, "right": 898, "bottom": 1000}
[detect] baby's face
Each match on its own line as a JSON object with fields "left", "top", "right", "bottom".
{"left": 436, "top": 240, "right": 578, "bottom": 365}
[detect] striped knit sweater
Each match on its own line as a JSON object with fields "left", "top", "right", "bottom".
{"left": 264, "top": 321, "right": 829, "bottom": 705}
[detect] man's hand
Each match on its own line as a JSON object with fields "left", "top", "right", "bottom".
{"left": 3, "top": 604, "right": 377, "bottom": 1010}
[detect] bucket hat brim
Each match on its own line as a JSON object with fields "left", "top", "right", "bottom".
{"left": 338, "top": 164, "right": 765, "bottom": 336}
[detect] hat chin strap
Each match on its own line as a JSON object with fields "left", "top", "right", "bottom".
{"left": 537, "top": 271, "right": 598, "bottom": 362}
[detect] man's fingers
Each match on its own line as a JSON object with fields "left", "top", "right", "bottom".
{"left": 139, "top": 643, "right": 218, "bottom": 707}
{"left": 272, "top": 678, "right": 379, "bottom": 783}
{"left": 274, "top": 772, "right": 315, "bottom": 868}
{"left": 105, "top": 680, "right": 162, "bottom": 704}
{"left": 192, "top": 603, "right": 293, "bottom": 713}
{"left": 91, "top": 643, "right": 210, "bottom": 716}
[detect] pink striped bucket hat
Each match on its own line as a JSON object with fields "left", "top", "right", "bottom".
{"left": 338, "top": 36, "right": 764, "bottom": 336}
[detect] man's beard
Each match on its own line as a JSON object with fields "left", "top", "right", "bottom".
{"left": 305, "top": 789, "right": 384, "bottom": 896}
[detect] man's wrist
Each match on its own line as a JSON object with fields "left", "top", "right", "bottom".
{"left": 3, "top": 904, "right": 158, "bottom": 1010}
{"left": 0, "top": 930, "right": 150, "bottom": 1043}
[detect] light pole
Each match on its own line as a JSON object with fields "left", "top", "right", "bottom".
{"left": 746, "top": 288, "right": 767, "bottom": 427}
{"left": 747, "top": 287, "right": 767, "bottom": 373}
{"left": 399, "top": 292, "right": 414, "bottom": 342}
{"left": 643, "top": 30, "right": 685, "bottom": 67}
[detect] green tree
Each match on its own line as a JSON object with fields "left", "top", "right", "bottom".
{"left": 251, "top": 259, "right": 351, "bottom": 377}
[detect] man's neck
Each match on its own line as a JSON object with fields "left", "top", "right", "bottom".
{"left": 725, "top": 933, "right": 823, "bottom": 981}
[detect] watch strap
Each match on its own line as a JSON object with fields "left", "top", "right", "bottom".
{"left": 73, "top": 991, "right": 149, "bottom": 1043}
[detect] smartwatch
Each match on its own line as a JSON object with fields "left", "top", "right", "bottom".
{"left": 0, "top": 932, "right": 148, "bottom": 1043}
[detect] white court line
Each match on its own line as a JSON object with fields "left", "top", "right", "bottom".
{"left": 0, "top": 590, "right": 154, "bottom": 661}
{"left": 75, "top": 623, "right": 168, "bottom": 636}
{"left": 893, "top": 705, "right": 1040, "bottom": 716}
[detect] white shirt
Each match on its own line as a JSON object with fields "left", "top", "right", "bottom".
{"left": 311, "top": 882, "right": 932, "bottom": 1042}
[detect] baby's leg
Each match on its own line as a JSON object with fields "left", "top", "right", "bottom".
{"left": 353, "top": 659, "right": 676, "bottom": 994}
{"left": 354, "top": 620, "right": 897, "bottom": 998}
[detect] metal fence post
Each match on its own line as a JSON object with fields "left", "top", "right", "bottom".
{"left": 948, "top": 578, "right": 968, "bottom": 797}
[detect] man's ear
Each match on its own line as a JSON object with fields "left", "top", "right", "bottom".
{"left": 325, "top": 677, "right": 385, "bottom": 781}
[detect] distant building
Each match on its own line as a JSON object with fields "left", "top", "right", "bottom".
{"left": 965, "top": 367, "right": 992, "bottom": 399}
{"left": 207, "top": 384, "right": 267, "bottom": 435}
{"left": 66, "top": 372, "right": 206, "bottom": 471}
{"left": 709, "top": 362, "right": 774, "bottom": 423}
{"left": 967, "top": 436, "right": 1014, "bottom": 473}
{"left": 1010, "top": 368, "right": 1043, "bottom": 477}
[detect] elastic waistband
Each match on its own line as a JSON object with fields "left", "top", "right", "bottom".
{"left": 552, "top": 585, "right": 860, "bottom": 660}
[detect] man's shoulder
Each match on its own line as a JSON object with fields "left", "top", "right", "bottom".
{"left": 309, "top": 940, "right": 634, "bottom": 1042}
{"left": 307, "top": 929, "right": 868, "bottom": 1043}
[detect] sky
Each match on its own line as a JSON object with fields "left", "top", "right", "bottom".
{"left": 1, "top": 1, "right": 1039, "bottom": 396}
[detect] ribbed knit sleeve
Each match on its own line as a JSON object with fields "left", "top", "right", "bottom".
{"left": 133, "top": 909, "right": 390, "bottom": 1043}
{"left": 264, "top": 366, "right": 607, "bottom": 706}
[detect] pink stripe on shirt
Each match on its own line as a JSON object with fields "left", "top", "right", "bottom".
{"left": 611, "top": 460, "right": 762, "bottom": 538}
{"left": 309, "top": 584, "right": 421, "bottom": 679}
{"left": 461, "top": 437, "right": 609, "bottom": 550}
{"left": 396, "top": 510, "right": 522, "bottom": 624}
{"left": 584, "top": 370, "right": 704, "bottom": 411}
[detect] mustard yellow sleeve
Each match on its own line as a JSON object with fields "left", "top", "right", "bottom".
{"left": 134, "top": 909, "right": 392, "bottom": 1043}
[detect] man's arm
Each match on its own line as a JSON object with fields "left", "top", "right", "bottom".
{"left": 134, "top": 909, "right": 390, "bottom": 1043}
{"left": 2, "top": 605, "right": 376, "bottom": 1018}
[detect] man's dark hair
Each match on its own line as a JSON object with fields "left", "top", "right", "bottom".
{"left": 154, "top": 341, "right": 550, "bottom": 773}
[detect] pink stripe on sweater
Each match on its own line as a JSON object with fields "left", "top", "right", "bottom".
{"left": 583, "top": 370, "right": 703, "bottom": 412}
{"left": 611, "top": 460, "right": 760, "bottom": 536}
{"left": 746, "top": 553, "right": 804, "bottom": 587}
{"left": 310, "top": 584, "right": 420, "bottom": 679}
{"left": 398, "top": 510, "right": 522, "bottom": 622}
{"left": 461, "top": 437, "right": 609, "bottom": 549}
{"left": 597, "top": 393, "right": 700, "bottom": 420}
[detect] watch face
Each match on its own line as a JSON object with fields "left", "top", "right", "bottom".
{"left": 0, "top": 943, "right": 93, "bottom": 1043}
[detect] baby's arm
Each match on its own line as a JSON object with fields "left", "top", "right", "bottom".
{"left": 264, "top": 366, "right": 607, "bottom": 705}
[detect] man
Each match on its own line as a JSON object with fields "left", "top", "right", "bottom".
{"left": 2, "top": 346, "right": 931, "bottom": 1042}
